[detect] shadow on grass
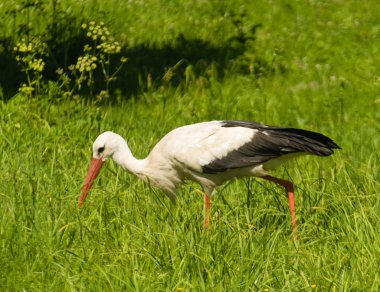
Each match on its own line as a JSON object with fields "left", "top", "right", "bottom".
{"left": 0, "top": 24, "right": 271, "bottom": 101}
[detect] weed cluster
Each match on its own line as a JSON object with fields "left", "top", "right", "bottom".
{"left": 13, "top": 20, "right": 127, "bottom": 100}
{"left": 13, "top": 38, "right": 48, "bottom": 96}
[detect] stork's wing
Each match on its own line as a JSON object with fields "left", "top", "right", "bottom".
{"left": 155, "top": 120, "right": 340, "bottom": 174}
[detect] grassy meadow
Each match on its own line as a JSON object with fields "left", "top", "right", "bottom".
{"left": 0, "top": 0, "right": 380, "bottom": 290}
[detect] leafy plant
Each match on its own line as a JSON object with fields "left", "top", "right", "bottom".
{"left": 13, "top": 37, "right": 48, "bottom": 97}
{"left": 57, "top": 21, "right": 127, "bottom": 100}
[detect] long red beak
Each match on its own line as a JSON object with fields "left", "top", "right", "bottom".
{"left": 78, "top": 158, "right": 104, "bottom": 208}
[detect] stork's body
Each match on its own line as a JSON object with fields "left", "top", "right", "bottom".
{"left": 79, "top": 120, "right": 340, "bottom": 238}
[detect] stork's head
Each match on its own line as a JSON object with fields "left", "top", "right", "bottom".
{"left": 78, "top": 131, "right": 126, "bottom": 208}
{"left": 92, "top": 131, "right": 125, "bottom": 161}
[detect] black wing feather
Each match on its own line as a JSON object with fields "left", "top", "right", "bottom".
{"left": 202, "top": 120, "right": 340, "bottom": 174}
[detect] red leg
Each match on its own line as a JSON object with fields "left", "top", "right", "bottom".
{"left": 204, "top": 193, "right": 211, "bottom": 228}
{"left": 261, "top": 175, "right": 298, "bottom": 239}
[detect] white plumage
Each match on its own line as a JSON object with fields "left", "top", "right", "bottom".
{"left": 79, "top": 120, "right": 340, "bottom": 238}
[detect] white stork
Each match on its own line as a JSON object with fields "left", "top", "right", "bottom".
{"left": 78, "top": 120, "right": 340, "bottom": 238}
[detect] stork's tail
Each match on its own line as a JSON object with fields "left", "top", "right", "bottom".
{"left": 266, "top": 126, "right": 341, "bottom": 156}
{"left": 222, "top": 120, "right": 341, "bottom": 157}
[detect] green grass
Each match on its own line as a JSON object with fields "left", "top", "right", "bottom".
{"left": 1, "top": 0, "right": 380, "bottom": 291}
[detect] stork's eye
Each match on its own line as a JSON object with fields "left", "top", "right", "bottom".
{"left": 98, "top": 146, "right": 105, "bottom": 154}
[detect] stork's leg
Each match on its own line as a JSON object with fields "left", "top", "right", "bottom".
{"left": 204, "top": 193, "right": 211, "bottom": 228}
{"left": 261, "top": 175, "right": 298, "bottom": 239}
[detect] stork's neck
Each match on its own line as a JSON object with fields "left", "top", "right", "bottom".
{"left": 112, "top": 142, "right": 149, "bottom": 177}
{"left": 111, "top": 137, "right": 179, "bottom": 202}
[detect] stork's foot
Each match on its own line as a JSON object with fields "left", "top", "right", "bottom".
{"left": 204, "top": 193, "right": 211, "bottom": 228}
{"left": 261, "top": 175, "right": 299, "bottom": 240}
